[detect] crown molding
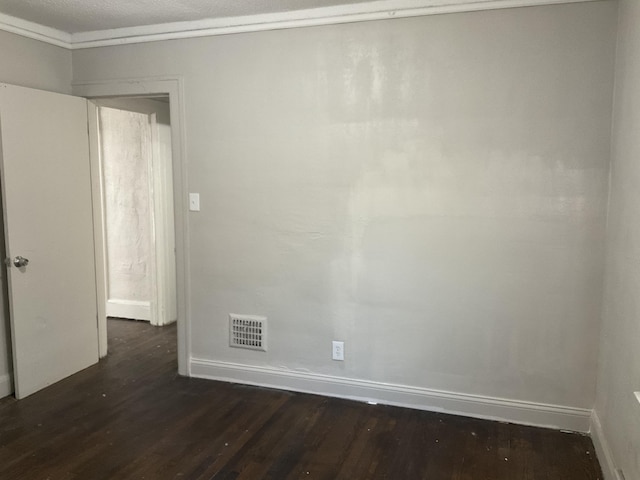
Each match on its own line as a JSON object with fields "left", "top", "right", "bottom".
{"left": 0, "top": 0, "right": 602, "bottom": 50}
{"left": 0, "top": 12, "right": 71, "bottom": 48}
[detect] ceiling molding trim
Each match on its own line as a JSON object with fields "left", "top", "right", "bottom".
{"left": 0, "top": 12, "right": 71, "bottom": 48}
{"left": 68, "top": 0, "right": 602, "bottom": 49}
{"left": 0, "top": 0, "right": 603, "bottom": 50}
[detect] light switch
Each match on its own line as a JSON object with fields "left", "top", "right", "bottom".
{"left": 189, "top": 193, "right": 200, "bottom": 211}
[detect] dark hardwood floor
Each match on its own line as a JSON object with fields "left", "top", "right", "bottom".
{"left": 0, "top": 319, "right": 603, "bottom": 479}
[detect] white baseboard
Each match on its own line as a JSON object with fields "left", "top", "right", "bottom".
{"left": 190, "top": 358, "right": 591, "bottom": 432}
{"left": 106, "top": 299, "right": 151, "bottom": 321}
{"left": 590, "top": 410, "right": 619, "bottom": 480}
{"left": 0, "top": 373, "right": 13, "bottom": 399}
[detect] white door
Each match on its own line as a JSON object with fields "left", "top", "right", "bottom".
{"left": 0, "top": 83, "right": 99, "bottom": 399}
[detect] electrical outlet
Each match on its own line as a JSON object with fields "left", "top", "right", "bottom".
{"left": 332, "top": 341, "right": 344, "bottom": 361}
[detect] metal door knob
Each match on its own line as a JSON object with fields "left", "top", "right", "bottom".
{"left": 13, "top": 256, "right": 29, "bottom": 268}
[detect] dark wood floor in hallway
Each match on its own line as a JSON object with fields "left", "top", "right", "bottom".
{"left": 0, "top": 319, "right": 602, "bottom": 479}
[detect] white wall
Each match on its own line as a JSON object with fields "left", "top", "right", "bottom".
{"left": 100, "top": 106, "right": 153, "bottom": 319}
{"left": 72, "top": 2, "right": 616, "bottom": 423}
{"left": 0, "top": 30, "right": 72, "bottom": 397}
{"left": 0, "top": 30, "right": 71, "bottom": 94}
{"left": 594, "top": 0, "right": 640, "bottom": 478}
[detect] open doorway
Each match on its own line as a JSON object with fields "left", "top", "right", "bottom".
{"left": 92, "top": 96, "right": 177, "bottom": 354}
{"left": 76, "top": 77, "right": 188, "bottom": 375}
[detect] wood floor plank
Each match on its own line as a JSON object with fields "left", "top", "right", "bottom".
{"left": 0, "top": 319, "right": 604, "bottom": 479}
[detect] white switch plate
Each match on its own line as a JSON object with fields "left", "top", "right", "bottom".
{"left": 332, "top": 341, "right": 344, "bottom": 361}
{"left": 189, "top": 193, "right": 200, "bottom": 211}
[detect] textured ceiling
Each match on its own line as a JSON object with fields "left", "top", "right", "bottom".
{"left": 0, "top": 0, "right": 380, "bottom": 33}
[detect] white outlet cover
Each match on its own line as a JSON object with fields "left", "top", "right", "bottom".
{"left": 332, "top": 341, "right": 344, "bottom": 361}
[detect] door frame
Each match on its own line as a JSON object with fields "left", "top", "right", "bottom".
{"left": 74, "top": 77, "right": 190, "bottom": 376}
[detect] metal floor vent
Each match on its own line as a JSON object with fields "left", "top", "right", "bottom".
{"left": 229, "top": 314, "right": 267, "bottom": 352}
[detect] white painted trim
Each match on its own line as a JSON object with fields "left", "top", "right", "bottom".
{"left": 0, "top": 12, "right": 71, "bottom": 48}
{"left": 87, "top": 101, "right": 108, "bottom": 358}
{"left": 73, "top": 77, "right": 190, "bottom": 377}
{"left": 0, "top": 0, "right": 603, "bottom": 50}
{"left": 148, "top": 105, "right": 177, "bottom": 327}
{"left": 106, "top": 299, "right": 151, "bottom": 321}
{"left": 69, "top": 0, "right": 601, "bottom": 49}
{"left": 146, "top": 112, "right": 160, "bottom": 327}
{"left": 590, "top": 410, "right": 618, "bottom": 480}
{"left": 0, "top": 373, "right": 13, "bottom": 398}
{"left": 190, "top": 357, "right": 592, "bottom": 432}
